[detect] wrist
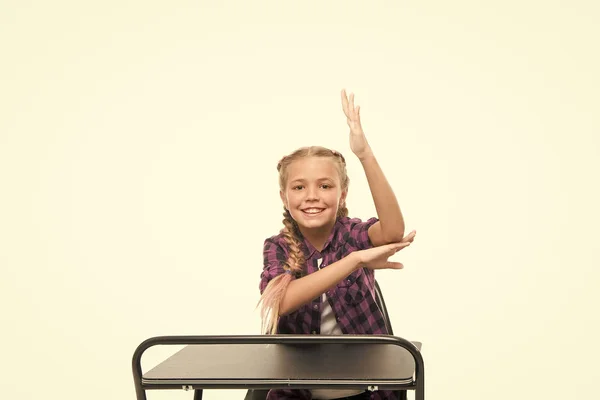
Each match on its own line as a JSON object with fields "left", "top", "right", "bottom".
{"left": 349, "top": 251, "right": 364, "bottom": 271}
{"left": 356, "top": 148, "right": 375, "bottom": 162}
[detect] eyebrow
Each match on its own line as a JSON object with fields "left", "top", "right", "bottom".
{"left": 289, "top": 177, "right": 335, "bottom": 184}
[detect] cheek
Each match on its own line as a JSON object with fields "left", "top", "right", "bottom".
{"left": 286, "top": 192, "right": 301, "bottom": 205}
{"left": 326, "top": 191, "right": 342, "bottom": 205}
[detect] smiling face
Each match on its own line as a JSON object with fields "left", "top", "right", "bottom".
{"left": 280, "top": 156, "right": 347, "bottom": 236}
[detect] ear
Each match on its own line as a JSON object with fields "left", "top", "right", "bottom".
{"left": 339, "top": 190, "right": 348, "bottom": 207}
{"left": 280, "top": 190, "right": 288, "bottom": 209}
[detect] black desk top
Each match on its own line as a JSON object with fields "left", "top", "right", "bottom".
{"left": 143, "top": 340, "right": 422, "bottom": 389}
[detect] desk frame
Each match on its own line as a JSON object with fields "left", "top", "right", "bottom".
{"left": 132, "top": 335, "right": 424, "bottom": 400}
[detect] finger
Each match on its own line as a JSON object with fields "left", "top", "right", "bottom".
{"left": 402, "top": 230, "right": 417, "bottom": 243}
{"left": 386, "top": 262, "right": 404, "bottom": 270}
{"left": 391, "top": 241, "right": 411, "bottom": 250}
{"left": 341, "top": 89, "right": 349, "bottom": 115}
{"left": 349, "top": 93, "right": 355, "bottom": 114}
{"left": 394, "top": 244, "right": 410, "bottom": 253}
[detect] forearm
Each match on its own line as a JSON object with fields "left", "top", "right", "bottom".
{"left": 360, "top": 151, "right": 405, "bottom": 241}
{"left": 279, "top": 253, "right": 361, "bottom": 316}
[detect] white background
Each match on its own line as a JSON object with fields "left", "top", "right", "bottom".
{"left": 1, "top": 1, "right": 599, "bottom": 399}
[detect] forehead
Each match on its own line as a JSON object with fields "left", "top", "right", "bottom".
{"left": 286, "top": 156, "right": 339, "bottom": 182}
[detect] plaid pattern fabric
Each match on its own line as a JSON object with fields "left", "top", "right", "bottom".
{"left": 260, "top": 216, "right": 399, "bottom": 400}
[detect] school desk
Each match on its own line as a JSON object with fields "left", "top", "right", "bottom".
{"left": 132, "top": 334, "right": 424, "bottom": 400}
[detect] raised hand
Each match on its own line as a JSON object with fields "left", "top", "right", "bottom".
{"left": 341, "top": 89, "right": 372, "bottom": 160}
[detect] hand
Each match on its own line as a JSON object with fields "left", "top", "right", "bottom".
{"left": 341, "top": 89, "right": 372, "bottom": 160}
{"left": 401, "top": 229, "right": 417, "bottom": 244}
{"left": 355, "top": 242, "right": 408, "bottom": 270}
{"left": 355, "top": 230, "right": 416, "bottom": 270}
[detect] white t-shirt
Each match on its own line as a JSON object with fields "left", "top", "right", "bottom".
{"left": 310, "top": 258, "right": 364, "bottom": 400}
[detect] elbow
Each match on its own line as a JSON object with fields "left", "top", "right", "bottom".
{"left": 383, "top": 228, "right": 405, "bottom": 244}
{"left": 278, "top": 302, "right": 289, "bottom": 316}
{"left": 278, "top": 296, "right": 294, "bottom": 317}
{"left": 279, "top": 304, "right": 295, "bottom": 317}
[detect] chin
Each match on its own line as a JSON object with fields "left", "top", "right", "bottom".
{"left": 292, "top": 211, "right": 336, "bottom": 230}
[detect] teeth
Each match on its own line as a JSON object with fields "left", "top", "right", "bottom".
{"left": 303, "top": 208, "right": 323, "bottom": 214}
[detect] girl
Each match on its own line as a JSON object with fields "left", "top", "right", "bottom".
{"left": 258, "top": 90, "right": 416, "bottom": 400}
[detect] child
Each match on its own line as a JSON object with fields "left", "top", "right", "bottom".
{"left": 258, "top": 90, "right": 416, "bottom": 400}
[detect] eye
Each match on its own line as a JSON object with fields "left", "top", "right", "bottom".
{"left": 292, "top": 185, "right": 304, "bottom": 190}
{"left": 321, "top": 184, "right": 332, "bottom": 189}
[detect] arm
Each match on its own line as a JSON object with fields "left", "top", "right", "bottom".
{"left": 279, "top": 253, "right": 361, "bottom": 315}
{"left": 341, "top": 89, "right": 405, "bottom": 245}
{"left": 280, "top": 239, "right": 409, "bottom": 315}
{"left": 360, "top": 152, "right": 405, "bottom": 245}
{"left": 261, "top": 239, "right": 410, "bottom": 316}
{"left": 260, "top": 240, "right": 361, "bottom": 316}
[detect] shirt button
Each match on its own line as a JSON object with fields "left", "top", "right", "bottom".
{"left": 311, "top": 330, "right": 316, "bottom": 334}
{"left": 313, "top": 304, "right": 318, "bottom": 310}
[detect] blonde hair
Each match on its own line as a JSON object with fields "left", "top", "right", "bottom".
{"left": 258, "top": 146, "right": 350, "bottom": 334}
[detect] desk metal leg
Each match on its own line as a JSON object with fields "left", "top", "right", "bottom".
{"left": 193, "top": 389, "right": 203, "bottom": 400}
{"left": 416, "top": 375, "right": 424, "bottom": 400}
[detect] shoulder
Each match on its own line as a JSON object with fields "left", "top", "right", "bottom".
{"left": 263, "top": 233, "right": 289, "bottom": 264}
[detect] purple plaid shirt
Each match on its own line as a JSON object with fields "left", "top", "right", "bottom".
{"left": 259, "top": 216, "right": 399, "bottom": 400}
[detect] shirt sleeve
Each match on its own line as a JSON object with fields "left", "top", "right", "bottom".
{"left": 345, "top": 216, "right": 380, "bottom": 250}
{"left": 259, "top": 237, "right": 290, "bottom": 294}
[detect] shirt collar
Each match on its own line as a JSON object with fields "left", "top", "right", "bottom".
{"left": 299, "top": 217, "right": 343, "bottom": 259}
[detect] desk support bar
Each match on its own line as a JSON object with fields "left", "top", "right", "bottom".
{"left": 132, "top": 335, "right": 424, "bottom": 400}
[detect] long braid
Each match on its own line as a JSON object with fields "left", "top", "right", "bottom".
{"left": 281, "top": 209, "right": 306, "bottom": 277}
{"left": 258, "top": 208, "right": 306, "bottom": 334}
{"left": 332, "top": 149, "right": 349, "bottom": 218}
{"left": 258, "top": 146, "right": 349, "bottom": 334}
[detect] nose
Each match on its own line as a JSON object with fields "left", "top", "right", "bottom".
{"left": 305, "top": 185, "right": 319, "bottom": 201}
